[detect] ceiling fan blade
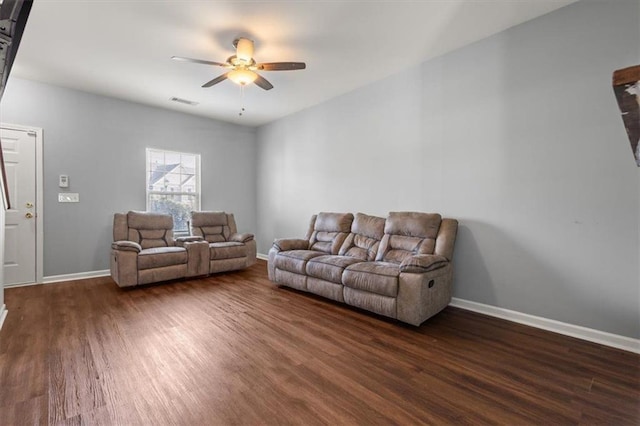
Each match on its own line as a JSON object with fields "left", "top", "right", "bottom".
{"left": 257, "top": 62, "right": 306, "bottom": 71}
{"left": 172, "top": 56, "right": 226, "bottom": 67}
{"left": 202, "top": 73, "right": 229, "bottom": 88}
{"left": 254, "top": 74, "right": 274, "bottom": 90}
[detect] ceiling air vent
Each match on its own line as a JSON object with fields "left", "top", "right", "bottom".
{"left": 170, "top": 97, "right": 198, "bottom": 106}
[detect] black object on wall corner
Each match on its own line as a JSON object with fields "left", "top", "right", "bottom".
{"left": 0, "top": 0, "right": 33, "bottom": 102}
{"left": 0, "top": 0, "right": 32, "bottom": 209}
{"left": 613, "top": 65, "right": 640, "bottom": 167}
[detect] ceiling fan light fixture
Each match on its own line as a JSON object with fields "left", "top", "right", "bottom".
{"left": 235, "top": 37, "right": 254, "bottom": 64}
{"left": 174, "top": 37, "right": 304, "bottom": 92}
{"left": 228, "top": 68, "right": 258, "bottom": 86}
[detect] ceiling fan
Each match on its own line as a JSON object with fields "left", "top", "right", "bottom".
{"left": 172, "top": 38, "right": 306, "bottom": 91}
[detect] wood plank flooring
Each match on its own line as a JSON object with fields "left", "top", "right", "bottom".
{"left": 1, "top": 260, "right": 638, "bottom": 425}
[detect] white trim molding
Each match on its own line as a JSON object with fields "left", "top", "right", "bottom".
{"left": 4, "top": 269, "right": 111, "bottom": 287}
{"left": 0, "top": 304, "right": 7, "bottom": 331}
{"left": 42, "top": 269, "right": 110, "bottom": 284}
{"left": 257, "top": 253, "right": 269, "bottom": 261}
{"left": 450, "top": 298, "right": 640, "bottom": 354}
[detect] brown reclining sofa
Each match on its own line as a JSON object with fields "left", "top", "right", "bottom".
{"left": 268, "top": 211, "right": 458, "bottom": 325}
{"left": 110, "top": 211, "right": 256, "bottom": 287}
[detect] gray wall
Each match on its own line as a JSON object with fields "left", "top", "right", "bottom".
{"left": 1, "top": 78, "right": 257, "bottom": 276}
{"left": 256, "top": 0, "right": 640, "bottom": 338}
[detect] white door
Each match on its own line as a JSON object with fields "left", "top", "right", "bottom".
{"left": 1, "top": 127, "right": 37, "bottom": 285}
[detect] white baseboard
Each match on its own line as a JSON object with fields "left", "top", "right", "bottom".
{"left": 0, "top": 304, "right": 7, "bottom": 331}
{"left": 257, "top": 253, "right": 269, "bottom": 261}
{"left": 3, "top": 281, "right": 40, "bottom": 288}
{"left": 5, "top": 269, "right": 111, "bottom": 287}
{"left": 42, "top": 269, "right": 110, "bottom": 284}
{"left": 450, "top": 297, "right": 640, "bottom": 354}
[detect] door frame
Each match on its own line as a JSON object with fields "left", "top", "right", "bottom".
{"left": 1, "top": 122, "right": 44, "bottom": 285}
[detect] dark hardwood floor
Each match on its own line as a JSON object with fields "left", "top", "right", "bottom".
{"left": 0, "top": 260, "right": 638, "bottom": 425}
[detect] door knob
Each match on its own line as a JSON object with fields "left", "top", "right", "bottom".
{"left": 25, "top": 212, "right": 33, "bottom": 219}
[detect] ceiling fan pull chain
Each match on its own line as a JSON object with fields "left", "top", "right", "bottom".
{"left": 239, "top": 85, "right": 246, "bottom": 117}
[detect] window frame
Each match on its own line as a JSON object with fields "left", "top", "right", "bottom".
{"left": 145, "top": 147, "right": 201, "bottom": 234}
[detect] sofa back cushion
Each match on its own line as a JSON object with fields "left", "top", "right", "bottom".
{"left": 309, "top": 212, "right": 354, "bottom": 254}
{"left": 126, "top": 211, "right": 175, "bottom": 249}
{"left": 191, "top": 211, "right": 233, "bottom": 243}
{"left": 338, "top": 213, "right": 385, "bottom": 261}
{"left": 376, "top": 212, "right": 442, "bottom": 264}
{"left": 113, "top": 213, "right": 128, "bottom": 242}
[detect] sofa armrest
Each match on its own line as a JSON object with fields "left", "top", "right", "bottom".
{"left": 111, "top": 249, "right": 138, "bottom": 287}
{"left": 397, "top": 263, "right": 453, "bottom": 326}
{"left": 176, "top": 236, "right": 204, "bottom": 247}
{"left": 400, "top": 254, "right": 449, "bottom": 273}
{"left": 230, "top": 232, "right": 254, "bottom": 243}
{"left": 184, "top": 241, "right": 210, "bottom": 277}
{"left": 273, "top": 238, "right": 309, "bottom": 251}
{"left": 111, "top": 240, "right": 142, "bottom": 253}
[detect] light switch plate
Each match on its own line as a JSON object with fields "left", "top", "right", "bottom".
{"left": 59, "top": 175, "right": 69, "bottom": 188}
{"left": 58, "top": 193, "right": 79, "bottom": 203}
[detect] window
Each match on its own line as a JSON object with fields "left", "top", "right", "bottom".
{"left": 146, "top": 148, "right": 200, "bottom": 233}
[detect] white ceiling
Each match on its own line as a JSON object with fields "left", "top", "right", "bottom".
{"left": 12, "top": 0, "right": 578, "bottom": 127}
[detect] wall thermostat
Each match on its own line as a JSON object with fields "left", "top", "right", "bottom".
{"left": 59, "top": 175, "right": 69, "bottom": 188}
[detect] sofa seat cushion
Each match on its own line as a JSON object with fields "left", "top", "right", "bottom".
{"left": 342, "top": 261, "right": 400, "bottom": 297}
{"left": 138, "top": 247, "right": 187, "bottom": 270}
{"left": 274, "top": 250, "right": 324, "bottom": 274}
{"left": 306, "top": 255, "right": 364, "bottom": 284}
{"left": 209, "top": 242, "right": 246, "bottom": 260}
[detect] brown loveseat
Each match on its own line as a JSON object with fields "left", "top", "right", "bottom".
{"left": 110, "top": 211, "right": 256, "bottom": 288}
{"left": 268, "top": 212, "right": 458, "bottom": 325}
